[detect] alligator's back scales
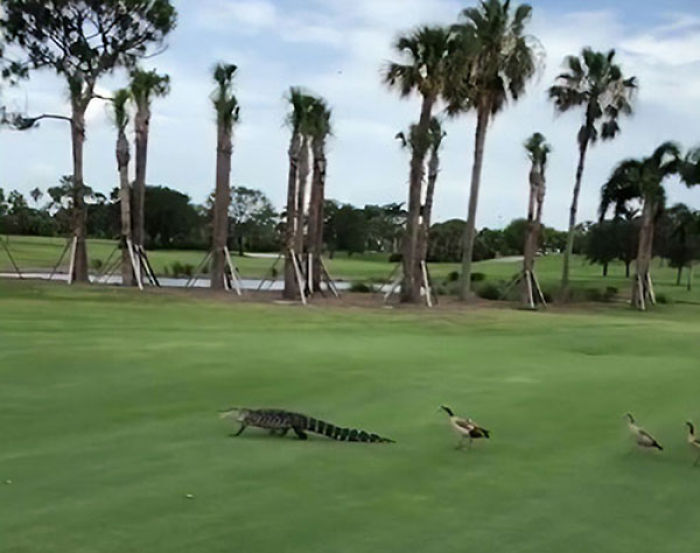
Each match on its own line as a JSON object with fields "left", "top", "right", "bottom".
{"left": 226, "top": 408, "right": 394, "bottom": 443}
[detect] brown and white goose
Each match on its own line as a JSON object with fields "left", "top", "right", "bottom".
{"left": 625, "top": 413, "right": 662, "bottom": 451}
{"left": 441, "top": 406, "right": 490, "bottom": 449}
{"left": 686, "top": 421, "right": 700, "bottom": 465}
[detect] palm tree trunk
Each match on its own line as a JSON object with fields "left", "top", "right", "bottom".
{"left": 561, "top": 138, "right": 589, "bottom": 290}
{"left": 295, "top": 136, "right": 310, "bottom": 256}
{"left": 284, "top": 132, "right": 301, "bottom": 299}
{"left": 211, "top": 123, "right": 232, "bottom": 290}
{"left": 309, "top": 136, "right": 326, "bottom": 292}
{"left": 116, "top": 130, "right": 132, "bottom": 286}
{"left": 632, "top": 197, "right": 655, "bottom": 310}
{"left": 133, "top": 102, "right": 150, "bottom": 252}
{"left": 459, "top": 103, "right": 490, "bottom": 300}
{"left": 402, "top": 96, "right": 434, "bottom": 303}
{"left": 70, "top": 104, "right": 89, "bottom": 282}
{"left": 416, "top": 146, "right": 439, "bottom": 285}
{"left": 521, "top": 168, "right": 538, "bottom": 307}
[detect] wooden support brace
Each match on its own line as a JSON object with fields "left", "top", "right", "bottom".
{"left": 290, "top": 249, "right": 307, "bottom": 305}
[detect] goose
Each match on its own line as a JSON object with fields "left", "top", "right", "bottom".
{"left": 625, "top": 413, "right": 662, "bottom": 451}
{"left": 440, "top": 406, "right": 490, "bottom": 449}
{"left": 685, "top": 421, "right": 700, "bottom": 465}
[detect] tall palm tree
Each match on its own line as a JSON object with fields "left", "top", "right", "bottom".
{"left": 383, "top": 25, "right": 451, "bottom": 303}
{"left": 549, "top": 48, "right": 637, "bottom": 290}
{"left": 129, "top": 68, "right": 170, "bottom": 257}
{"left": 447, "top": 0, "right": 541, "bottom": 301}
{"left": 210, "top": 63, "right": 240, "bottom": 290}
{"left": 110, "top": 88, "right": 133, "bottom": 286}
{"left": 418, "top": 118, "right": 446, "bottom": 276}
{"left": 600, "top": 142, "right": 680, "bottom": 310}
{"left": 283, "top": 87, "right": 315, "bottom": 300}
{"left": 307, "top": 97, "right": 332, "bottom": 292}
{"left": 521, "top": 132, "right": 550, "bottom": 307}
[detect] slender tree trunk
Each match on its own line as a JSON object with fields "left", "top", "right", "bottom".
{"left": 603, "top": 262, "right": 608, "bottom": 277}
{"left": 631, "top": 197, "right": 655, "bottom": 310}
{"left": 295, "top": 136, "right": 310, "bottom": 256}
{"left": 70, "top": 103, "right": 89, "bottom": 282}
{"left": 401, "top": 96, "right": 434, "bottom": 303}
{"left": 625, "top": 261, "right": 631, "bottom": 278}
{"left": 521, "top": 165, "right": 538, "bottom": 307}
{"left": 676, "top": 265, "right": 683, "bottom": 286}
{"left": 459, "top": 102, "right": 490, "bottom": 300}
{"left": 561, "top": 138, "right": 589, "bottom": 291}
{"left": 309, "top": 136, "right": 326, "bottom": 292}
{"left": 133, "top": 102, "right": 150, "bottom": 252}
{"left": 284, "top": 132, "right": 301, "bottom": 299}
{"left": 211, "top": 123, "right": 233, "bottom": 290}
{"left": 415, "top": 146, "right": 439, "bottom": 287}
{"left": 116, "top": 129, "right": 132, "bottom": 286}
{"left": 687, "top": 262, "right": 693, "bottom": 291}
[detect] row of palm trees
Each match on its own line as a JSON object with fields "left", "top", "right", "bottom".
{"left": 282, "top": 88, "right": 332, "bottom": 299}
{"left": 382, "top": 0, "right": 641, "bottom": 304}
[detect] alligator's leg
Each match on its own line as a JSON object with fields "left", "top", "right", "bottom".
{"left": 292, "top": 426, "right": 308, "bottom": 440}
{"left": 231, "top": 424, "right": 247, "bottom": 437}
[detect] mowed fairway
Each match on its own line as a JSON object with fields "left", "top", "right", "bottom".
{"left": 1, "top": 281, "right": 699, "bottom": 553}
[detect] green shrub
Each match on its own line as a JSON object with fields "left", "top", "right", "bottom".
{"left": 170, "top": 262, "right": 196, "bottom": 278}
{"left": 445, "top": 270, "right": 460, "bottom": 283}
{"left": 471, "top": 272, "right": 486, "bottom": 282}
{"left": 656, "top": 293, "right": 672, "bottom": 304}
{"left": 90, "top": 258, "right": 103, "bottom": 271}
{"left": 476, "top": 282, "right": 502, "bottom": 301}
{"left": 349, "top": 281, "right": 375, "bottom": 293}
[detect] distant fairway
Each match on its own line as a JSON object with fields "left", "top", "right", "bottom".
{"left": 1, "top": 280, "right": 699, "bottom": 553}
{"left": 2, "top": 234, "right": 699, "bottom": 305}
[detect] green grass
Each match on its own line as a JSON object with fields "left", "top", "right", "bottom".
{"left": 2, "top": 234, "right": 699, "bottom": 305}
{"left": 1, "top": 280, "right": 699, "bottom": 552}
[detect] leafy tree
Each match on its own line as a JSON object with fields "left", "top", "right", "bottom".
{"left": 585, "top": 221, "right": 619, "bottom": 276}
{"left": 448, "top": 0, "right": 541, "bottom": 300}
{"left": 663, "top": 204, "right": 700, "bottom": 289}
{"left": 229, "top": 186, "right": 277, "bottom": 255}
{"left": 384, "top": 26, "right": 451, "bottom": 302}
{"left": 209, "top": 63, "right": 239, "bottom": 289}
{"left": 0, "top": 0, "right": 177, "bottom": 281}
{"left": 549, "top": 48, "right": 637, "bottom": 290}
{"left": 144, "top": 186, "right": 200, "bottom": 248}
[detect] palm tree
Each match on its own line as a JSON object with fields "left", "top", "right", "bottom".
{"left": 283, "top": 87, "right": 315, "bottom": 300}
{"left": 110, "top": 88, "right": 133, "bottom": 286}
{"left": 549, "top": 48, "right": 637, "bottom": 290}
{"left": 129, "top": 68, "right": 170, "bottom": 258}
{"left": 521, "top": 132, "right": 550, "bottom": 307}
{"left": 210, "top": 63, "right": 240, "bottom": 290}
{"left": 418, "top": 118, "right": 446, "bottom": 278}
{"left": 600, "top": 142, "right": 680, "bottom": 310}
{"left": 306, "top": 97, "right": 332, "bottom": 292}
{"left": 681, "top": 147, "right": 700, "bottom": 187}
{"left": 447, "top": 0, "right": 541, "bottom": 301}
{"left": 383, "top": 25, "right": 451, "bottom": 303}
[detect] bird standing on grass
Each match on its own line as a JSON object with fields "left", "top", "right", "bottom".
{"left": 625, "top": 413, "right": 663, "bottom": 451}
{"left": 440, "top": 406, "right": 490, "bottom": 449}
{"left": 685, "top": 421, "right": 700, "bottom": 465}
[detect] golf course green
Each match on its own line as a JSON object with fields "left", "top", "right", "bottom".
{"left": 1, "top": 279, "right": 698, "bottom": 552}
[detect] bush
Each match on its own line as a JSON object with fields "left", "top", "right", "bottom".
{"left": 170, "top": 261, "right": 195, "bottom": 278}
{"left": 388, "top": 252, "right": 402, "bottom": 263}
{"left": 656, "top": 293, "right": 672, "bottom": 304}
{"left": 476, "top": 282, "right": 502, "bottom": 301}
{"left": 445, "top": 270, "right": 460, "bottom": 283}
{"left": 471, "top": 272, "right": 486, "bottom": 282}
{"left": 90, "top": 258, "right": 103, "bottom": 271}
{"left": 349, "top": 281, "right": 375, "bottom": 293}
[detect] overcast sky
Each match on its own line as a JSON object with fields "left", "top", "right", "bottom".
{"left": 1, "top": 0, "right": 699, "bottom": 230}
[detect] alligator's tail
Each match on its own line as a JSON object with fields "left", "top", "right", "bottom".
{"left": 306, "top": 416, "right": 394, "bottom": 443}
